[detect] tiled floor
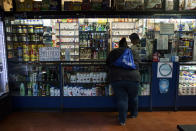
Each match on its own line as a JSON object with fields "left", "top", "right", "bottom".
{"left": 0, "top": 111, "right": 196, "bottom": 131}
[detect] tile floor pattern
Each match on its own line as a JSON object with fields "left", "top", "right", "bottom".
{"left": 0, "top": 111, "right": 196, "bottom": 131}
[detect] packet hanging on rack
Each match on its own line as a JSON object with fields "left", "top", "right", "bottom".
{"left": 124, "top": 0, "right": 144, "bottom": 10}
{"left": 184, "top": 0, "right": 196, "bottom": 10}
{"left": 146, "top": 0, "right": 163, "bottom": 9}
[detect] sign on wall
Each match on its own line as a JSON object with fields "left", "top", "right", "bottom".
{"left": 157, "top": 62, "right": 173, "bottom": 78}
{"left": 160, "top": 23, "right": 174, "bottom": 35}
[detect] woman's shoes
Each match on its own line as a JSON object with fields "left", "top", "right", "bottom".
{"left": 120, "top": 122, "right": 126, "bottom": 126}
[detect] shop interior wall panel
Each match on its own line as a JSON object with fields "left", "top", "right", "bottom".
{"left": 138, "top": 96, "right": 150, "bottom": 108}
{"left": 63, "top": 96, "right": 116, "bottom": 108}
{"left": 151, "top": 62, "right": 178, "bottom": 108}
{"left": 63, "top": 96, "right": 150, "bottom": 109}
{"left": 12, "top": 96, "right": 61, "bottom": 109}
{"left": 176, "top": 96, "right": 196, "bottom": 107}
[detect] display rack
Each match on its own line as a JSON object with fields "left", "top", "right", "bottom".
{"left": 177, "top": 31, "right": 194, "bottom": 62}
{"left": 55, "top": 21, "right": 79, "bottom": 61}
{"left": 79, "top": 22, "right": 109, "bottom": 60}
{"left": 6, "top": 19, "right": 45, "bottom": 62}
{"left": 111, "top": 20, "right": 144, "bottom": 48}
{"left": 176, "top": 62, "right": 196, "bottom": 109}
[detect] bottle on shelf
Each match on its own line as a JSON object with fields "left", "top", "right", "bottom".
{"left": 27, "top": 82, "right": 32, "bottom": 96}
{"left": 20, "top": 82, "right": 25, "bottom": 96}
{"left": 33, "top": 83, "right": 38, "bottom": 96}
{"left": 46, "top": 84, "right": 50, "bottom": 96}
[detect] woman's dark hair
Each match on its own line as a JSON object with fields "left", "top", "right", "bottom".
{"left": 129, "top": 33, "right": 139, "bottom": 41}
{"left": 119, "top": 37, "right": 127, "bottom": 48}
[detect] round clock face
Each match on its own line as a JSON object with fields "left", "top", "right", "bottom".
{"left": 159, "top": 63, "right": 172, "bottom": 77}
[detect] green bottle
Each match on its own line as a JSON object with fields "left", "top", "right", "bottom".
{"left": 20, "top": 83, "right": 25, "bottom": 96}
{"left": 27, "top": 82, "right": 32, "bottom": 96}
{"left": 46, "top": 84, "right": 50, "bottom": 96}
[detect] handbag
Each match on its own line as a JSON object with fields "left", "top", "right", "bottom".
{"left": 112, "top": 48, "right": 136, "bottom": 70}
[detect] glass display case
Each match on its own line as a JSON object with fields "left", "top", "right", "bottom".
{"left": 9, "top": 63, "right": 60, "bottom": 97}
{"left": 63, "top": 63, "right": 111, "bottom": 97}
{"left": 0, "top": 20, "right": 8, "bottom": 96}
{"left": 178, "top": 65, "right": 196, "bottom": 96}
{"left": 139, "top": 63, "right": 152, "bottom": 96}
{"left": 4, "top": 17, "right": 154, "bottom": 109}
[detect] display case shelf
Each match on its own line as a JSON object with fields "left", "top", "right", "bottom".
{"left": 12, "top": 41, "right": 43, "bottom": 44}
{"left": 112, "top": 28, "right": 134, "bottom": 30}
{"left": 55, "top": 29, "right": 78, "bottom": 31}
{"left": 10, "top": 81, "right": 60, "bottom": 83}
{"left": 12, "top": 24, "right": 43, "bottom": 26}
{"left": 112, "top": 35, "right": 130, "bottom": 36}
{"left": 64, "top": 71, "right": 106, "bottom": 73}
{"left": 64, "top": 82, "right": 108, "bottom": 85}
{"left": 12, "top": 33, "right": 43, "bottom": 35}
{"left": 7, "top": 61, "right": 62, "bottom": 64}
{"left": 180, "top": 70, "right": 196, "bottom": 71}
{"left": 79, "top": 31, "right": 108, "bottom": 32}
{"left": 175, "top": 31, "right": 194, "bottom": 33}
{"left": 56, "top": 35, "right": 79, "bottom": 37}
{"left": 57, "top": 42, "right": 79, "bottom": 44}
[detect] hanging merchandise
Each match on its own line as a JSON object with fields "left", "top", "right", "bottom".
{"left": 146, "top": 0, "right": 163, "bottom": 9}
{"left": 115, "top": 0, "right": 125, "bottom": 10}
{"left": 2, "top": 0, "right": 13, "bottom": 11}
{"left": 15, "top": 0, "right": 25, "bottom": 12}
{"left": 102, "top": 0, "right": 110, "bottom": 10}
{"left": 184, "top": 0, "right": 196, "bottom": 10}
{"left": 81, "top": 1, "right": 91, "bottom": 10}
{"left": 159, "top": 79, "right": 169, "bottom": 94}
{"left": 33, "top": 0, "right": 42, "bottom": 11}
{"left": 25, "top": 0, "right": 33, "bottom": 11}
{"left": 72, "top": 2, "right": 82, "bottom": 11}
{"left": 165, "top": 0, "right": 174, "bottom": 11}
{"left": 179, "top": 0, "right": 185, "bottom": 10}
{"left": 91, "top": 0, "right": 102, "bottom": 10}
{"left": 124, "top": 0, "right": 144, "bottom": 10}
{"left": 63, "top": 1, "right": 73, "bottom": 11}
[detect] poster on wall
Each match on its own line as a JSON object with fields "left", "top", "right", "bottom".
{"left": 39, "top": 47, "right": 60, "bottom": 61}
{"left": 157, "top": 35, "right": 168, "bottom": 50}
{"left": 157, "top": 62, "right": 173, "bottom": 78}
{"left": 159, "top": 79, "right": 169, "bottom": 94}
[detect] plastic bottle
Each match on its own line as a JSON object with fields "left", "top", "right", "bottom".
{"left": 33, "top": 83, "right": 38, "bottom": 96}
{"left": 20, "top": 83, "right": 25, "bottom": 96}
{"left": 28, "top": 82, "right": 32, "bottom": 96}
{"left": 50, "top": 87, "right": 55, "bottom": 96}
{"left": 65, "top": 48, "right": 70, "bottom": 61}
{"left": 64, "top": 86, "right": 68, "bottom": 96}
{"left": 46, "top": 84, "right": 50, "bottom": 96}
